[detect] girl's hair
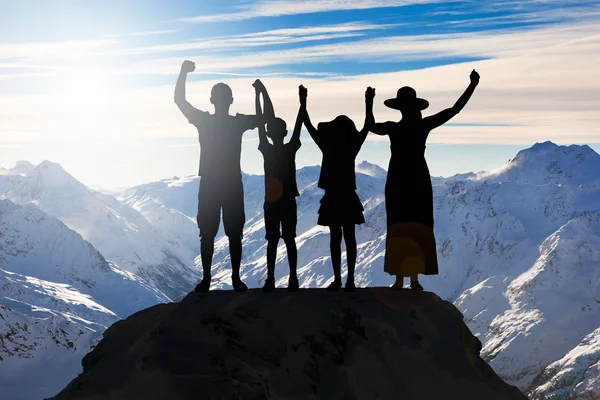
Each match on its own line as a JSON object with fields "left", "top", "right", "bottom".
{"left": 317, "top": 115, "right": 358, "bottom": 139}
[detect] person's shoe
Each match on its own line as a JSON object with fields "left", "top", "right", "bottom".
{"left": 288, "top": 276, "right": 299, "bottom": 292}
{"left": 327, "top": 279, "right": 342, "bottom": 292}
{"left": 262, "top": 278, "right": 275, "bottom": 292}
{"left": 195, "top": 277, "right": 211, "bottom": 293}
{"left": 344, "top": 281, "right": 356, "bottom": 292}
{"left": 232, "top": 278, "right": 248, "bottom": 292}
{"left": 391, "top": 275, "right": 404, "bottom": 290}
{"left": 410, "top": 281, "right": 424, "bottom": 291}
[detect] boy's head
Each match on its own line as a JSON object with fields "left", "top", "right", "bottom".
{"left": 210, "top": 83, "right": 233, "bottom": 113}
{"left": 266, "top": 117, "right": 287, "bottom": 141}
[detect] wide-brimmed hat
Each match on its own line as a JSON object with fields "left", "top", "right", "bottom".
{"left": 384, "top": 86, "right": 429, "bottom": 111}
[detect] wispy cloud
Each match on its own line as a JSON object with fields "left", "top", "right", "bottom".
{"left": 117, "top": 22, "right": 398, "bottom": 56}
{"left": 0, "top": 39, "right": 116, "bottom": 61}
{"left": 182, "top": 0, "right": 441, "bottom": 22}
{"left": 129, "top": 29, "right": 179, "bottom": 37}
{"left": 114, "top": 21, "right": 599, "bottom": 77}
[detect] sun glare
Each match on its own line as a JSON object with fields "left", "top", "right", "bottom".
{"left": 54, "top": 65, "right": 122, "bottom": 137}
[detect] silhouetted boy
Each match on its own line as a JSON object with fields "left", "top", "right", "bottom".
{"left": 254, "top": 80, "right": 303, "bottom": 292}
{"left": 174, "top": 60, "right": 265, "bottom": 292}
{"left": 301, "top": 86, "right": 375, "bottom": 292}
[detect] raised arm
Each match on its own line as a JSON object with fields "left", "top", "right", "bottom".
{"left": 174, "top": 60, "right": 206, "bottom": 124}
{"left": 289, "top": 85, "right": 306, "bottom": 149}
{"left": 254, "top": 79, "right": 275, "bottom": 122}
{"left": 357, "top": 87, "right": 376, "bottom": 145}
{"left": 299, "top": 85, "right": 320, "bottom": 144}
{"left": 254, "top": 84, "right": 269, "bottom": 150}
{"left": 423, "top": 69, "right": 480, "bottom": 131}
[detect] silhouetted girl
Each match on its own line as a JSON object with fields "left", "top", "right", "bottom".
{"left": 371, "top": 70, "right": 480, "bottom": 290}
{"left": 301, "top": 86, "right": 375, "bottom": 292}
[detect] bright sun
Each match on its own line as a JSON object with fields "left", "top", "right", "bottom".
{"left": 55, "top": 66, "right": 122, "bottom": 136}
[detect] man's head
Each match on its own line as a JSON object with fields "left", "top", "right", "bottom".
{"left": 267, "top": 118, "right": 287, "bottom": 142}
{"left": 210, "top": 83, "right": 233, "bottom": 114}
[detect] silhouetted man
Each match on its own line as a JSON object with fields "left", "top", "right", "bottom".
{"left": 174, "top": 60, "right": 263, "bottom": 292}
{"left": 254, "top": 80, "right": 302, "bottom": 292}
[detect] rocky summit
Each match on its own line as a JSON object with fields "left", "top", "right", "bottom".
{"left": 49, "top": 289, "right": 527, "bottom": 400}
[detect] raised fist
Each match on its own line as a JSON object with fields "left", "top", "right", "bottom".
{"left": 181, "top": 60, "right": 195, "bottom": 74}
{"left": 365, "top": 86, "right": 375, "bottom": 100}
{"left": 470, "top": 69, "right": 480, "bottom": 85}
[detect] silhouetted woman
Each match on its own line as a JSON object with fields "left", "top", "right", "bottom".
{"left": 301, "top": 86, "right": 375, "bottom": 292}
{"left": 371, "top": 70, "right": 480, "bottom": 290}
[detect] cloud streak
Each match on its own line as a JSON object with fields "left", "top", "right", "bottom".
{"left": 117, "top": 22, "right": 399, "bottom": 56}
{"left": 182, "top": 0, "right": 441, "bottom": 22}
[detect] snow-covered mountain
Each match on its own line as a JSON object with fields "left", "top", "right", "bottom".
{"left": 356, "top": 160, "right": 387, "bottom": 179}
{"left": 0, "top": 199, "right": 168, "bottom": 400}
{"left": 1, "top": 141, "right": 598, "bottom": 399}
{"left": 0, "top": 161, "right": 200, "bottom": 299}
{"left": 529, "top": 327, "right": 600, "bottom": 400}
{"left": 119, "top": 141, "right": 600, "bottom": 398}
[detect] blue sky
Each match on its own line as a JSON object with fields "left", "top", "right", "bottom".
{"left": 1, "top": 0, "right": 599, "bottom": 189}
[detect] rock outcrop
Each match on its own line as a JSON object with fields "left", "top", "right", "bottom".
{"left": 49, "top": 289, "right": 528, "bottom": 400}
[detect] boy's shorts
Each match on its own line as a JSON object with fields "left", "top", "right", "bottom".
{"left": 264, "top": 196, "right": 297, "bottom": 241}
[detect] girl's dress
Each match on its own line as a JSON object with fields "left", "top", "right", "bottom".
{"left": 382, "top": 119, "right": 438, "bottom": 277}
{"left": 309, "top": 116, "right": 367, "bottom": 227}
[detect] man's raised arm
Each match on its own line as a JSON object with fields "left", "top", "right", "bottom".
{"left": 174, "top": 60, "right": 205, "bottom": 124}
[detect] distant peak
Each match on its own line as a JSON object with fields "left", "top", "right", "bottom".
{"left": 10, "top": 160, "right": 36, "bottom": 175}
{"left": 37, "top": 160, "right": 64, "bottom": 170}
{"left": 356, "top": 160, "right": 387, "bottom": 179}
{"left": 511, "top": 142, "right": 598, "bottom": 163}
{"left": 531, "top": 141, "right": 558, "bottom": 150}
{"left": 485, "top": 141, "right": 600, "bottom": 184}
{"left": 357, "top": 160, "right": 375, "bottom": 167}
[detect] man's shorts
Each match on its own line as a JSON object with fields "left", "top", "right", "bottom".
{"left": 264, "top": 196, "right": 297, "bottom": 241}
{"left": 197, "top": 176, "right": 245, "bottom": 239}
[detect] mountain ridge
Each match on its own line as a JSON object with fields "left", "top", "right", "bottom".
{"left": 1, "top": 141, "right": 599, "bottom": 400}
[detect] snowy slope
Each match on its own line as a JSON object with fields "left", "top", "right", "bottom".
{"left": 0, "top": 161, "right": 201, "bottom": 299}
{"left": 0, "top": 199, "right": 170, "bottom": 400}
{"left": 529, "top": 327, "right": 600, "bottom": 400}
{"left": 0, "top": 302, "right": 100, "bottom": 400}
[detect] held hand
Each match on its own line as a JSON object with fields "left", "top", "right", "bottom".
{"left": 253, "top": 79, "right": 265, "bottom": 92}
{"left": 470, "top": 69, "right": 480, "bottom": 85}
{"left": 365, "top": 86, "right": 375, "bottom": 101}
{"left": 299, "top": 84, "right": 307, "bottom": 106}
{"left": 181, "top": 60, "right": 195, "bottom": 74}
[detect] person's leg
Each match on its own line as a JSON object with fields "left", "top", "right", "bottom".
{"left": 392, "top": 275, "right": 404, "bottom": 289}
{"left": 262, "top": 237, "right": 278, "bottom": 292}
{"left": 196, "top": 236, "right": 215, "bottom": 292}
{"left": 410, "top": 273, "right": 423, "bottom": 291}
{"left": 229, "top": 235, "right": 247, "bottom": 291}
{"left": 282, "top": 198, "right": 298, "bottom": 292}
{"left": 195, "top": 179, "right": 220, "bottom": 293}
{"left": 262, "top": 202, "right": 278, "bottom": 292}
{"left": 283, "top": 237, "right": 298, "bottom": 291}
{"left": 343, "top": 224, "right": 357, "bottom": 292}
{"left": 328, "top": 225, "right": 343, "bottom": 291}
{"left": 223, "top": 179, "right": 247, "bottom": 292}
